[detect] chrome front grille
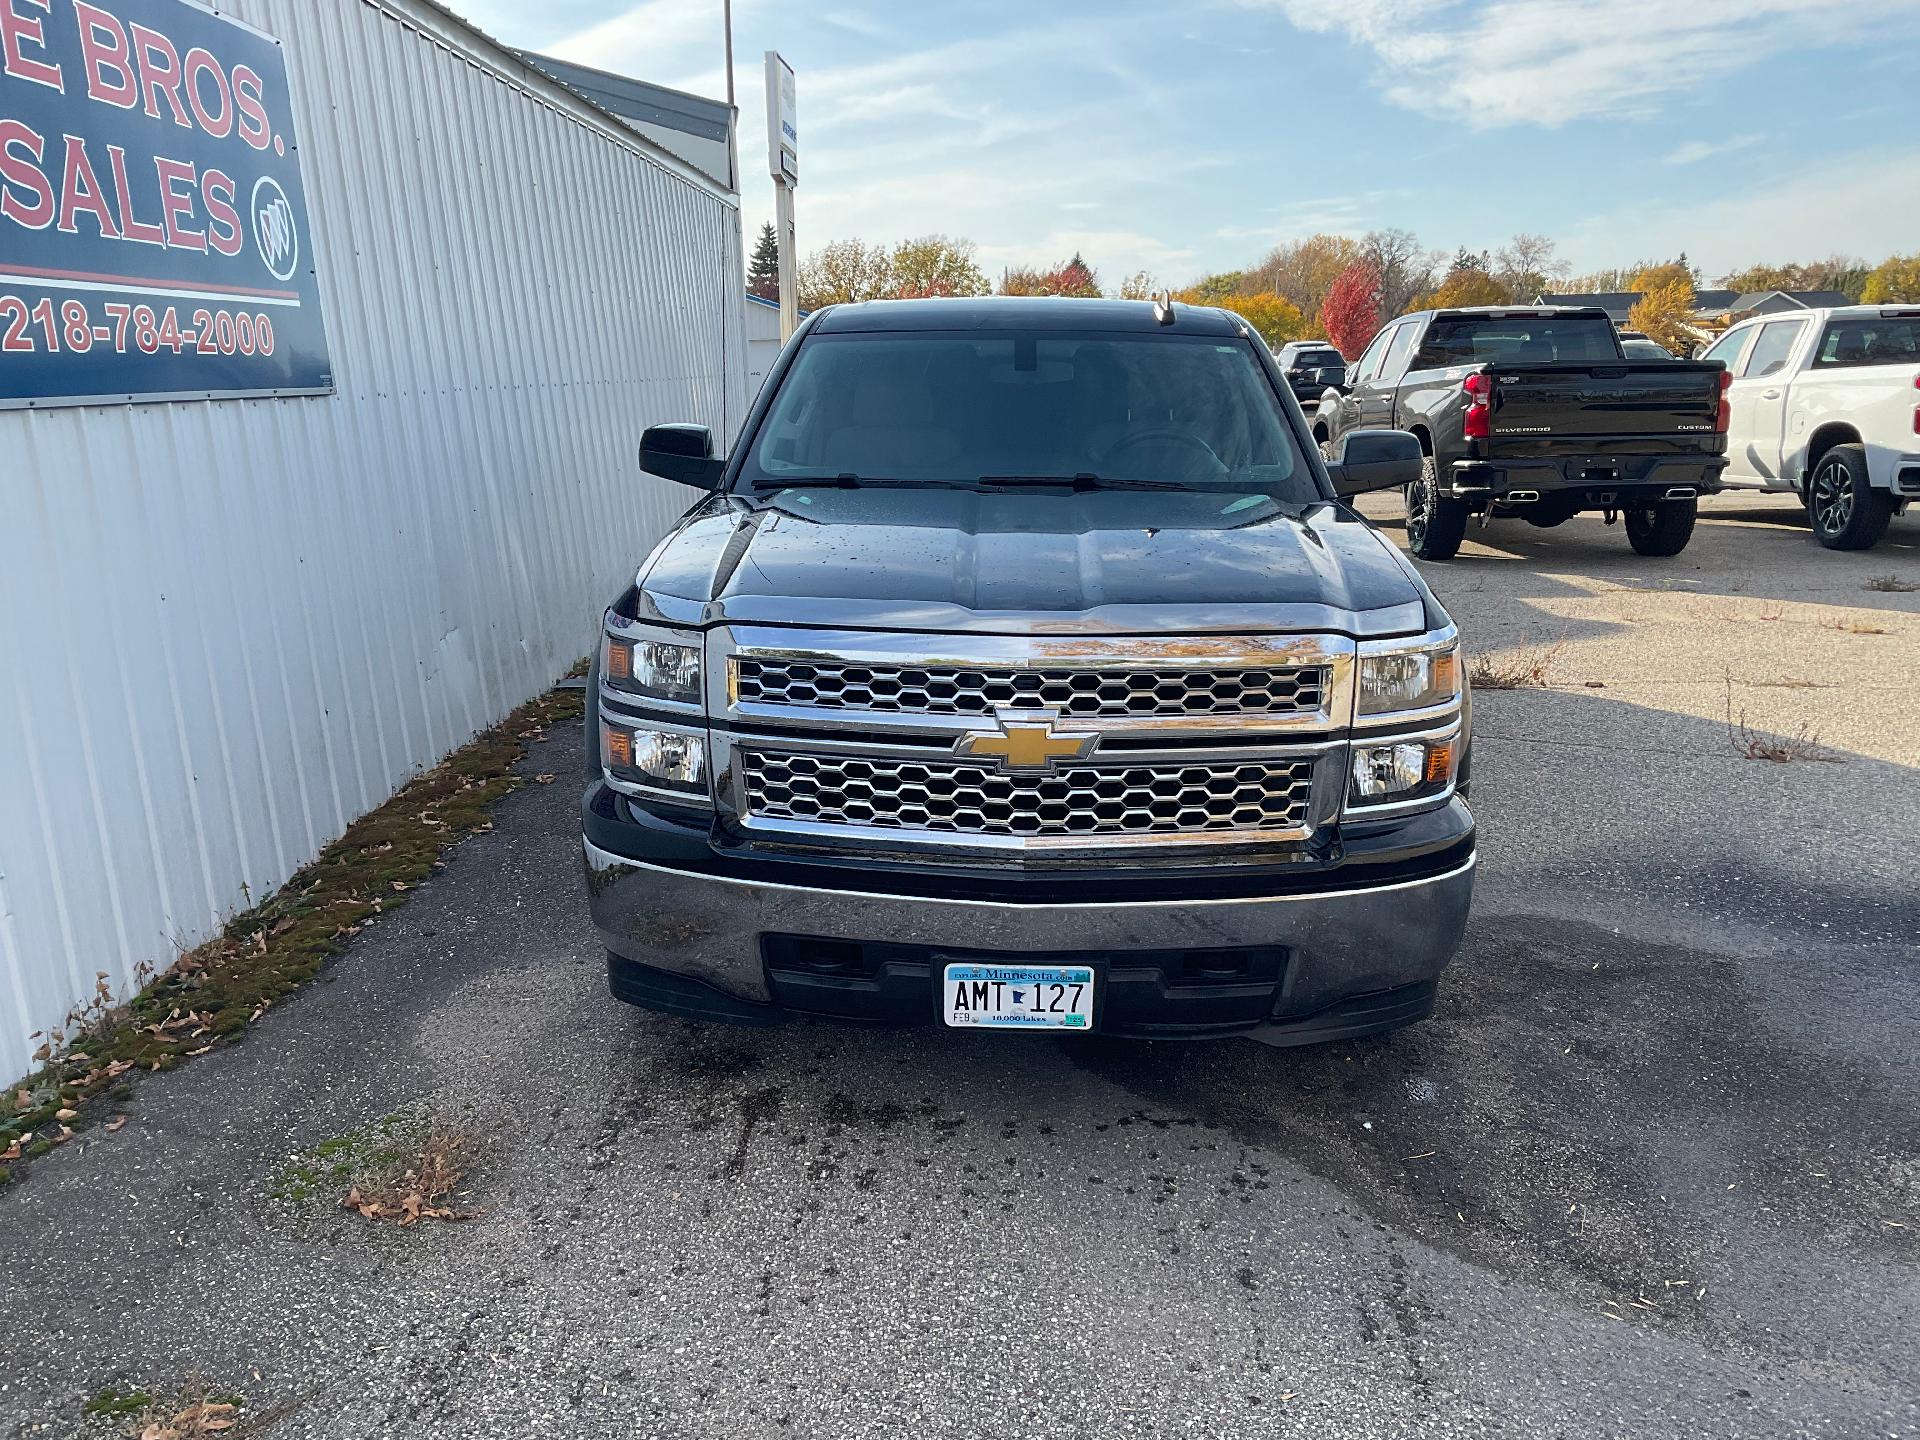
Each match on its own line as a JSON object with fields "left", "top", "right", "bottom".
{"left": 739, "top": 750, "right": 1316, "bottom": 840}
{"left": 734, "top": 658, "right": 1325, "bottom": 719}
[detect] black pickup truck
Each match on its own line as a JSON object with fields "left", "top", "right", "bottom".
{"left": 1313, "top": 306, "right": 1730, "bottom": 559}
{"left": 584, "top": 297, "right": 1477, "bottom": 1048}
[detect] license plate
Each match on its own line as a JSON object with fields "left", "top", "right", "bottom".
{"left": 942, "top": 963, "right": 1095, "bottom": 1031}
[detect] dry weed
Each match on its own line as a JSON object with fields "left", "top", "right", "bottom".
{"left": 341, "top": 1120, "right": 477, "bottom": 1226}
{"left": 1468, "top": 644, "right": 1562, "bottom": 691}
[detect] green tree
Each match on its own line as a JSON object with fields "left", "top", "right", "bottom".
{"left": 1114, "top": 270, "right": 1158, "bottom": 300}
{"left": 888, "top": 235, "right": 989, "bottom": 298}
{"left": 1863, "top": 253, "right": 1920, "bottom": 303}
{"left": 747, "top": 222, "right": 780, "bottom": 301}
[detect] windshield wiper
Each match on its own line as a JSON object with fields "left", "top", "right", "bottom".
{"left": 975, "top": 473, "right": 1187, "bottom": 492}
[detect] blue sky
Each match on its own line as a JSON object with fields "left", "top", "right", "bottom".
{"left": 454, "top": 0, "right": 1920, "bottom": 288}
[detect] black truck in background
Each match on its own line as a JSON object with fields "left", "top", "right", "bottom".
{"left": 1312, "top": 307, "right": 1731, "bottom": 560}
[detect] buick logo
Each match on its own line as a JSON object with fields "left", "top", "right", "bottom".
{"left": 954, "top": 710, "right": 1099, "bottom": 773}
{"left": 251, "top": 176, "right": 299, "bottom": 283}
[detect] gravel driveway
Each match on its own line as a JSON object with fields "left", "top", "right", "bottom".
{"left": 2, "top": 494, "right": 1915, "bottom": 1439}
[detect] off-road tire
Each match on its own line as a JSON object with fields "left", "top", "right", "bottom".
{"left": 1807, "top": 443, "right": 1894, "bottom": 551}
{"left": 1404, "top": 455, "right": 1469, "bottom": 561}
{"left": 1624, "top": 497, "right": 1697, "bottom": 557}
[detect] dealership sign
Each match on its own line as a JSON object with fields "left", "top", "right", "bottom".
{"left": 0, "top": 0, "right": 330, "bottom": 406}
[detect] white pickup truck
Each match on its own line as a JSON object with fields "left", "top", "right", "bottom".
{"left": 1704, "top": 305, "right": 1920, "bottom": 549}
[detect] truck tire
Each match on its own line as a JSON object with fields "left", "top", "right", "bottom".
{"left": 1405, "top": 456, "right": 1469, "bottom": 561}
{"left": 1625, "top": 497, "right": 1696, "bottom": 556}
{"left": 1808, "top": 444, "right": 1894, "bottom": 551}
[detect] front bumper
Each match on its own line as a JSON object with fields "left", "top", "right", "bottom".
{"left": 584, "top": 829, "right": 1475, "bottom": 1044}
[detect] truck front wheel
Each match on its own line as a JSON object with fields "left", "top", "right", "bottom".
{"left": 1808, "top": 444, "right": 1894, "bottom": 551}
{"left": 1405, "top": 456, "right": 1469, "bottom": 561}
{"left": 1624, "top": 497, "right": 1697, "bottom": 556}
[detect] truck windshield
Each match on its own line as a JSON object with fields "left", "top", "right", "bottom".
{"left": 1413, "top": 314, "right": 1622, "bottom": 369}
{"left": 740, "top": 331, "right": 1312, "bottom": 498}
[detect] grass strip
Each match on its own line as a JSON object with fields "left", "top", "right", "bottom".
{"left": 1, "top": 676, "right": 584, "bottom": 1189}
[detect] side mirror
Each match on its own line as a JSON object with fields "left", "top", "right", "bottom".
{"left": 640, "top": 423, "right": 725, "bottom": 490}
{"left": 1325, "top": 428, "right": 1423, "bottom": 498}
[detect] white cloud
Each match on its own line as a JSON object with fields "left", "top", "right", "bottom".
{"left": 1663, "top": 134, "right": 1764, "bottom": 165}
{"left": 1240, "top": 0, "right": 1913, "bottom": 128}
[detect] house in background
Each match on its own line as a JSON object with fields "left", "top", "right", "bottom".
{"left": 1693, "top": 290, "right": 1856, "bottom": 324}
{"left": 746, "top": 293, "right": 809, "bottom": 396}
{"left": 1535, "top": 291, "right": 1642, "bottom": 324}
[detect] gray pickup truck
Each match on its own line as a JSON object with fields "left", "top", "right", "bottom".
{"left": 584, "top": 297, "right": 1476, "bottom": 1047}
{"left": 1313, "top": 306, "right": 1731, "bottom": 559}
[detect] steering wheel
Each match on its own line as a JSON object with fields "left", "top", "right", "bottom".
{"left": 1101, "top": 427, "right": 1224, "bottom": 474}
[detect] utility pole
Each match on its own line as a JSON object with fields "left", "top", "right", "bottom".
{"left": 764, "top": 52, "right": 799, "bottom": 341}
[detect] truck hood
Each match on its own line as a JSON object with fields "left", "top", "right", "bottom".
{"left": 632, "top": 488, "right": 1432, "bottom": 637}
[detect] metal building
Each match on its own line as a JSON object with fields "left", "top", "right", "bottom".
{"left": 0, "top": 0, "right": 747, "bottom": 1081}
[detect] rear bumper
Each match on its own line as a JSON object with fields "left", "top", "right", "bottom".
{"left": 584, "top": 838, "right": 1474, "bottom": 1043}
{"left": 1451, "top": 454, "right": 1726, "bottom": 503}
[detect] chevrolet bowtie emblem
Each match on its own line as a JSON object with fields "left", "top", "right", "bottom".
{"left": 954, "top": 710, "right": 1099, "bottom": 772}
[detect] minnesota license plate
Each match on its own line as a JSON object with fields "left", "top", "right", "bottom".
{"left": 942, "top": 963, "right": 1095, "bottom": 1031}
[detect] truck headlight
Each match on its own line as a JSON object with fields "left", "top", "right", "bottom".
{"left": 604, "top": 628, "right": 702, "bottom": 706}
{"left": 1351, "top": 737, "right": 1456, "bottom": 801}
{"left": 1357, "top": 629, "right": 1461, "bottom": 717}
{"left": 602, "top": 718, "right": 708, "bottom": 799}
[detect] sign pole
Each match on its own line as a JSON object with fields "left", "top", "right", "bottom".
{"left": 764, "top": 52, "right": 799, "bottom": 342}
{"left": 775, "top": 181, "right": 798, "bottom": 342}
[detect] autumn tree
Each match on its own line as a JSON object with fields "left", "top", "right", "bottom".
{"left": 1627, "top": 262, "right": 1697, "bottom": 354}
{"left": 1215, "top": 293, "right": 1307, "bottom": 347}
{"left": 747, "top": 222, "right": 780, "bottom": 301}
{"left": 1362, "top": 229, "right": 1439, "bottom": 316}
{"left": 1423, "top": 268, "right": 1511, "bottom": 310}
{"left": 797, "top": 238, "right": 894, "bottom": 310}
{"left": 1722, "top": 255, "right": 1870, "bottom": 301}
{"left": 1241, "top": 234, "right": 1360, "bottom": 316}
{"left": 1172, "top": 272, "right": 1243, "bottom": 306}
{"left": 1493, "top": 233, "right": 1566, "bottom": 301}
{"left": 1114, "top": 270, "right": 1157, "bottom": 301}
{"left": 998, "top": 253, "right": 1102, "bottom": 297}
{"left": 1320, "top": 260, "right": 1384, "bottom": 360}
{"left": 889, "top": 234, "right": 990, "bottom": 298}
{"left": 1863, "top": 253, "right": 1920, "bottom": 303}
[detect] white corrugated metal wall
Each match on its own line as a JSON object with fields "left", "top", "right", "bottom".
{"left": 0, "top": 0, "right": 747, "bottom": 1081}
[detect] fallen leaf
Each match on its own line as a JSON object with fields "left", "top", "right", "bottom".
{"left": 533, "top": 773, "right": 557, "bottom": 785}
{"left": 0, "top": 1139, "right": 20, "bottom": 1161}
{"left": 106, "top": 1115, "right": 128, "bottom": 1132}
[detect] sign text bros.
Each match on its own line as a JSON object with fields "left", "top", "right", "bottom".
{"left": 0, "top": 0, "right": 330, "bottom": 406}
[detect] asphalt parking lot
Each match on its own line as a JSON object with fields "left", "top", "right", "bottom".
{"left": 2, "top": 494, "right": 1916, "bottom": 1439}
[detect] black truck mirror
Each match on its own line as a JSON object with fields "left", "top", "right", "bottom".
{"left": 640, "top": 423, "right": 725, "bottom": 490}
{"left": 1325, "top": 429, "right": 1423, "bottom": 498}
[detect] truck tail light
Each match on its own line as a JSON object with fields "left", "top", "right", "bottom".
{"left": 1912, "top": 373, "right": 1919, "bottom": 436}
{"left": 1462, "top": 372, "right": 1492, "bottom": 440}
{"left": 1716, "top": 369, "right": 1733, "bottom": 434}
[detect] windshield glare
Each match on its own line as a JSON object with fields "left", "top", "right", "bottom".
{"left": 741, "top": 331, "right": 1311, "bottom": 496}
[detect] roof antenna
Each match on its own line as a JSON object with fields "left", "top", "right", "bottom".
{"left": 1152, "top": 289, "right": 1176, "bottom": 326}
